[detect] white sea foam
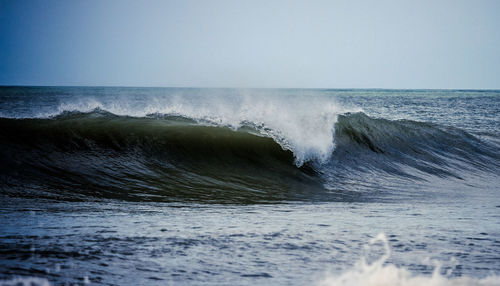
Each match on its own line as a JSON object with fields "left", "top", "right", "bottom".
{"left": 317, "top": 233, "right": 500, "bottom": 286}
{"left": 56, "top": 90, "right": 354, "bottom": 165}
{"left": 0, "top": 277, "right": 51, "bottom": 286}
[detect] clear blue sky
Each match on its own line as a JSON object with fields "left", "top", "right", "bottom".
{"left": 1, "top": 0, "right": 499, "bottom": 89}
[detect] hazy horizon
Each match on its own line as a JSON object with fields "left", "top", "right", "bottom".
{"left": 1, "top": 0, "right": 499, "bottom": 89}
{"left": 2, "top": 85, "right": 500, "bottom": 91}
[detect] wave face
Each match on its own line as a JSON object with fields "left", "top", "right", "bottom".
{"left": 1, "top": 108, "right": 498, "bottom": 203}
{"left": 331, "top": 112, "right": 500, "bottom": 179}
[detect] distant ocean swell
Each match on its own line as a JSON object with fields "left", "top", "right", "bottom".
{"left": 0, "top": 110, "right": 498, "bottom": 203}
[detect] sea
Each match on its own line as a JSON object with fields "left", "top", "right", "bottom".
{"left": 0, "top": 87, "right": 499, "bottom": 286}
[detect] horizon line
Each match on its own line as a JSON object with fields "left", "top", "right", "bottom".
{"left": 1, "top": 84, "right": 500, "bottom": 92}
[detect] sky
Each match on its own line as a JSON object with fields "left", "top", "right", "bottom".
{"left": 1, "top": 0, "right": 499, "bottom": 89}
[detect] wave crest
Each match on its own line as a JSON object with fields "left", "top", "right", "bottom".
{"left": 36, "top": 92, "right": 344, "bottom": 166}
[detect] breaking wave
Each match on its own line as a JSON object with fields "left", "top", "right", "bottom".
{"left": 0, "top": 109, "right": 498, "bottom": 203}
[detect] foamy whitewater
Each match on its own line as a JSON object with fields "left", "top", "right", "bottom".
{"left": 318, "top": 234, "right": 500, "bottom": 286}
{"left": 1, "top": 87, "right": 499, "bottom": 285}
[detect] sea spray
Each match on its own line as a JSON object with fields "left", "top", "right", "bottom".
{"left": 47, "top": 90, "right": 345, "bottom": 166}
{"left": 317, "top": 234, "right": 500, "bottom": 286}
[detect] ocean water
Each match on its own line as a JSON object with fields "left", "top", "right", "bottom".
{"left": 0, "top": 87, "right": 499, "bottom": 285}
